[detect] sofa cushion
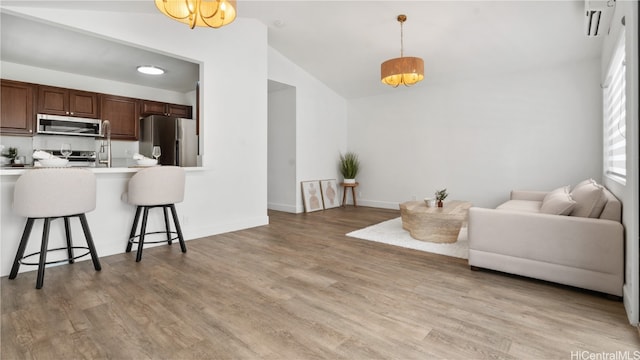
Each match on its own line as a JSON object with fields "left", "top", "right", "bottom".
{"left": 540, "top": 187, "right": 576, "bottom": 215}
{"left": 497, "top": 200, "right": 542, "bottom": 213}
{"left": 570, "top": 180, "right": 607, "bottom": 218}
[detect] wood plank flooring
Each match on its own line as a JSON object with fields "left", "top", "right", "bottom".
{"left": 2, "top": 206, "right": 639, "bottom": 359}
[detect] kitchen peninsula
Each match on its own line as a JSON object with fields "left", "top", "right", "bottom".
{"left": 0, "top": 5, "right": 269, "bottom": 285}
{"left": 0, "top": 166, "right": 206, "bottom": 277}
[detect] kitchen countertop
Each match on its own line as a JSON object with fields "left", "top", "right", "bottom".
{"left": 0, "top": 166, "right": 207, "bottom": 176}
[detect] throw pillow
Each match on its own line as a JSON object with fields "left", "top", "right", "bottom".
{"left": 573, "top": 178, "right": 595, "bottom": 191}
{"left": 540, "top": 187, "right": 576, "bottom": 215}
{"left": 570, "top": 181, "right": 607, "bottom": 218}
{"left": 543, "top": 186, "right": 571, "bottom": 204}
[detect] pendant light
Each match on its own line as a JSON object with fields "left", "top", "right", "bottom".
{"left": 155, "top": 0, "right": 237, "bottom": 29}
{"left": 381, "top": 14, "right": 424, "bottom": 87}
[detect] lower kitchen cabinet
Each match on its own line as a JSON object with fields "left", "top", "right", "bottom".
{"left": 1, "top": 79, "right": 35, "bottom": 136}
{"left": 100, "top": 95, "right": 139, "bottom": 140}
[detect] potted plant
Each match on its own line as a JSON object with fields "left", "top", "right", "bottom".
{"left": 5, "top": 147, "right": 18, "bottom": 164}
{"left": 435, "top": 188, "right": 448, "bottom": 208}
{"left": 339, "top": 152, "right": 360, "bottom": 184}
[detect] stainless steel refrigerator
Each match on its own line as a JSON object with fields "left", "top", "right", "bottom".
{"left": 139, "top": 115, "right": 197, "bottom": 166}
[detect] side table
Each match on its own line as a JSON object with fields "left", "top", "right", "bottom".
{"left": 341, "top": 182, "right": 359, "bottom": 207}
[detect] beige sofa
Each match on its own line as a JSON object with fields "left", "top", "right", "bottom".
{"left": 468, "top": 179, "right": 624, "bottom": 297}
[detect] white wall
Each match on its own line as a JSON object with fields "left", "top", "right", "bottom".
{"left": 268, "top": 48, "right": 348, "bottom": 212}
{"left": 268, "top": 82, "right": 297, "bottom": 212}
{"left": 1, "top": 6, "right": 269, "bottom": 260}
{"left": 601, "top": 1, "right": 639, "bottom": 325}
{"left": 348, "top": 59, "right": 603, "bottom": 209}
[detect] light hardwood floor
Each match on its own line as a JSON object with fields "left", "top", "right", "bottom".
{"left": 2, "top": 207, "right": 639, "bottom": 359}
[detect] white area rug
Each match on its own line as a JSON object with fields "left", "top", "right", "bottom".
{"left": 346, "top": 217, "right": 469, "bottom": 259}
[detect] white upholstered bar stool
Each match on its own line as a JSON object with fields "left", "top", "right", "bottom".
{"left": 9, "top": 168, "right": 102, "bottom": 289}
{"left": 123, "top": 166, "right": 187, "bottom": 262}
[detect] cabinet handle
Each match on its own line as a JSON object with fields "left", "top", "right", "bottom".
{"left": 70, "top": 112, "right": 74, "bottom": 115}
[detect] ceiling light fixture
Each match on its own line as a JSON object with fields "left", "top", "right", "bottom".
{"left": 381, "top": 14, "right": 424, "bottom": 87}
{"left": 137, "top": 65, "right": 165, "bottom": 75}
{"left": 155, "top": 0, "right": 237, "bottom": 29}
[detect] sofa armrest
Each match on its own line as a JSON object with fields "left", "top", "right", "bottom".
{"left": 510, "top": 190, "right": 547, "bottom": 201}
{"left": 468, "top": 207, "right": 623, "bottom": 275}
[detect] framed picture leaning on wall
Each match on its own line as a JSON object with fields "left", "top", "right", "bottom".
{"left": 320, "top": 179, "right": 340, "bottom": 209}
{"left": 301, "top": 180, "right": 323, "bottom": 212}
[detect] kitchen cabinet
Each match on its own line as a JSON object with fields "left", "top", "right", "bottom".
{"left": 100, "top": 95, "right": 139, "bottom": 140}
{"left": 38, "top": 85, "right": 99, "bottom": 118}
{"left": 141, "top": 100, "right": 192, "bottom": 119}
{"left": 1, "top": 80, "right": 35, "bottom": 136}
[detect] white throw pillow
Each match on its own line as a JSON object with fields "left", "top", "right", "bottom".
{"left": 573, "top": 178, "right": 595, "bottom": 191}
{"left": 570, "top": 181, "right": 607, "bottom": 218}
{"left": 540, "top": 187, "right": 576, "bottom": 215}
{"left": 543, "top": 186, "right": 570, "bottom": 204}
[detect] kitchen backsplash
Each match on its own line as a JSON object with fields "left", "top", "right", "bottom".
{"left": 1, "top": 135, "right": 139, "bottom": 166}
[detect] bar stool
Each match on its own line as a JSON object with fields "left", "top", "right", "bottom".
{"left": 9, "top": 168, "right": 102, "bottom": 289}
{"left": 123, "top": 166, "right": 187, "bottom": 262}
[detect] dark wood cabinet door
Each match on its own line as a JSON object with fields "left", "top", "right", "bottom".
{"left": 141, "top": 100, "right": 192, "bottom": 119}
{"left": 1, "top": 80, "right": 35, "bottom": 136}
{"left": 37, "top": 86, "right": 99, "bottom": 118}
{"left": 167, "top": 103, "right": 192, "bottom": 119}
{"left": 69, "top": 90, "right": 99, "bottom": 118}
{"left": 38, "top": 85, "right": 68, "bottom": 116}
{"left": 140, "top": 100, "right": 167, "bottom": 116}
{"left": 100, "top": 95, "right": 139, "bottom": 140}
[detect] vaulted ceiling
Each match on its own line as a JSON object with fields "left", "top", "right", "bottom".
{"left": 0, "top": 1, "right": 605, "bottom": 99}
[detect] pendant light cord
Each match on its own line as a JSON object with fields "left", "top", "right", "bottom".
{"left": 400, "top": 20, "right": 404, "bottom": 57}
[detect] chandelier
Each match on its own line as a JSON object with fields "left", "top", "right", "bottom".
{"left": 381, "top": 14, "right": 424, "bottom": 87}
{"left": 155, "top": 0, "right": 237, "bottom": 29}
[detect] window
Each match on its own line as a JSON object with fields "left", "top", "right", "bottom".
{"left": 603, "top": 29, "right": 626, "bottom": 184}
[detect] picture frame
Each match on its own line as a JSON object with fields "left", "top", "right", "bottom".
{"left": 301, "top": 180, "right": 323, "bottom": 212}
{"left": 320, "top": 179, "right": 340, "bottom": 209}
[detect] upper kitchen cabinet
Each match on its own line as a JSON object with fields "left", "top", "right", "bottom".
{"left": 141, "top": 100, "right": 192, "bottom": 119}
{"left": 38, "top": 85, "right": 99, "bottom": 118}
{"left": 100, "top": 95, "right": 139, "bottom": 140}
{"left": 0, "top": 79, "right": 36, "bottom": 136}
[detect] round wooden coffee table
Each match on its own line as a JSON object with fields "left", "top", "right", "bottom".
{"left": 399, "top": 200, "right": 472, "bottom": 243}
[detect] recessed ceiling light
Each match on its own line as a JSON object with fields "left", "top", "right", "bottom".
{"left": 137, "top": 65, "right": 165, "bottom": 75}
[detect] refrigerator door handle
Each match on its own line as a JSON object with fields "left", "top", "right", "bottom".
{"left": 175, "top": 140, "right": 180, "bottom": 166}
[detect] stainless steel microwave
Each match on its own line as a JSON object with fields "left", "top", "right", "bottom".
{"left": 36, "top": 114, "right": 102, "bottom": 137}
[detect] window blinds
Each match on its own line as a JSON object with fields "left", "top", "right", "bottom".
{"left": 603, "top": 30, "right": 626, "bottom": 184}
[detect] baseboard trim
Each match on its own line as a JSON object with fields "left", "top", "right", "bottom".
{"left": 268, "top": 202, "right": 298, "bottom": 213}
{"left": 185, "top": 215, "right": 269, "bottom": 240}
{"left": 357, "top": 199, "right": 400, "bottom": 210}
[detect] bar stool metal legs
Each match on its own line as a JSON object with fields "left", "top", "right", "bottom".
{"left": 64, "top": 217, "right": 74, "bottom": 264}
{"left": 126, "top": 204, "right": 187, "bottom": 262}
{"left": 11, "top": 168, "right": 100, "bottom": 289}
{"left": 170, "top": 204, "right": 187, "bottom": 253}
{"left": 79, "top": 214, "right": 102, "bottom": 272}
{"left": 9, "top": 218, "right": 35, "bottom": 280}
{"left": 9, "top": 214, "right": 102, "bottom": 289}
